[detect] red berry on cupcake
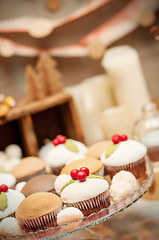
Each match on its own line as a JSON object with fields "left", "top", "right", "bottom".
{"left": 56, "top": 135, "right": 67, "bottom": 144}
{"left": 77, "top": 171, "right": 87, "bottom": 182}
{"left": 70, "top": 169, "right": 79, "bottom": 180}
{"left": 120, "top": 134, "right": 128, "bottom": 141}
{"left": 112, "top": 134, "right": 121, "bottom": 144}
{"left": 52, "top": 138, "right": 60, "bottom": 146}
{"left": 0, "top": 184, "right": 8, "bottom": 192}
{"left": 79, "top": 167, "right": 89, "bottom": 176}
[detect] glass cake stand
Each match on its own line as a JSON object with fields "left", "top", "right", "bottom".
{"left": 0, "top": 158, "right": 153, "bottom": 240}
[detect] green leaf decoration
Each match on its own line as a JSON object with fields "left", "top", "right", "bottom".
{"left": 64, "top": 139, "right": 79, "bottom": 153}
{"left": 105, "top": 143, "right": 120, "bottom": 158}
{"left": 61, "top": 179, "right": 77, "bottom": 192}
{"left": 0, "top": 192, "right": 8, "bottom": 211}
{"left": 61, "top": 174, "right": 104, "bottom": 192}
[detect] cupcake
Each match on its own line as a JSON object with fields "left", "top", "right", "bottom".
{"left": 60, "top": 167, "right": 110, "bottom": 216}
{"left": 109, "top": 170, "right": 139, "bottom": 203}
{"left": 0, "top": 171, "right": 16, "bottom": 188}
{"left": 60, "top": 157, "right": 104, "bottom": 176}
{"left": 100, "top": 134, "right": 147, "bottom": 179}
{"left": 85, "top": 140, "right": 112, "bottom": 159}
{"left": 0, "top": 217, "right": 23, "bottom": 235}
{"left": 45, "top": 135, "right": 87, "bottom": 175}
{"left": 16, "top": 192, "right": 63, "bottom": 230}
{"left": 0, "top": 185, "right": 25, "bottom": 221}
{"left": 12, "top": 156, "right": 46, "bottom": 183}
{"left": 21, "top": 174, "right": 57, "bottom": 197}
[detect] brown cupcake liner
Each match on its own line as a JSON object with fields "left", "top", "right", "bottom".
{"left": 19, "top": 206, "right": 62, "bottom": 231}
{"left": 0, "top": 212, "right": 15, "bottom": 222}
{"left": 147, "top": 146, "right": 159, "bottom": 162}
{"left": 66, "top": 190, "right": 110, "bottom": 216}
{"left": 104, "top": 157, "right": 146, "bottom": 179}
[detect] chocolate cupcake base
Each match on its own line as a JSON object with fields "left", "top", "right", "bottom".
{"left": 18, "top": 206, "right": 62, "bottom": 231}
{"left": 66, "top": 190, "right": 110, "bottom": 216}
{"left": 104, "top": 157, "right": 146, "bottom": 179}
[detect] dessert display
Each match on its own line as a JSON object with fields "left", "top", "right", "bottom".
{"left": 46, "top": 135, "right": 87, "bottom": 175}
{"left": 100, "top": 134, "right": 147, "bottom": 178}
{"left": 0, "top": 134, "right": 154, "bottom": 238}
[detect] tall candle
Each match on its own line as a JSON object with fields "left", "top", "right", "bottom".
{"left": 100, "top": 105, "right": 133, "bottom": 140}
{"left": 101, "top": 45, "right": 151, "bottom": 122}
{"left": 66, "top": 74, "right": 115, "bottom": 145}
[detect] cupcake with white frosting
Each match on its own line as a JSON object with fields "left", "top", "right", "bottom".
{"left": 100, "top": 134, "right": 147, "bottom": 179}
{"left": 59, "top": 167, "right": 110, "bottom": 216}
{"left": 46, "top": 135, "right": 87, "bottom": 175}
{"left": 0, "top": 172, "right": 16, "bottom": 188}
{"left": 0, "top": 186, "right": 25, "bottom": 221}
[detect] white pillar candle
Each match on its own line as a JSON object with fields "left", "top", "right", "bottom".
{"left": 101, "top": 45, "right": 151, "bottom": 122}
{"left": 100, "top": 105, "right": 133, "bottom": 140}
{"left": 66, "top": 74, "right": 115, "bottom": 145}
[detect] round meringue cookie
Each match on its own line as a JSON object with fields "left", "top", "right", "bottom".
{"left": 0, "top": 217, "right": 23, "bottom": 235}
{"left": 46, "top": 139, "right": 87, "bottom": 175}
{"left": 110, "top": 170, "right": 139, "bottom": 203}
{"left": 0, "top": 189, "right": 25, "bottom": 220}
{"left": 0, "top": 172, "right": 16, "bottom": 188}
{"left": 100, "top": 139, "right": 147, "bottom": 178}
{"left": 57, "top": 207, "right": 83, "bottom": 225}
{"left": 5, "top": 144, "right": 22, "bottom": 159}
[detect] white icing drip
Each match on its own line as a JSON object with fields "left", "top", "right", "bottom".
{"left": 100, "top": 139, "right": 147, "bottom": 166}
{"left": 0, "top": 189, "right": 25, "bottom": 218}
{"left": 61, "top": 178, "right": 109, "bottom": 203}
{"left": 0, "top": 173, "right": 16, "bottom": 187}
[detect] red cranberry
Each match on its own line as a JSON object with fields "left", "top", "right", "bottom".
{"left": 112, "top": 134, "right": 121, "bottom": 144}
{"left": 52, "top": 138, "right": 60, "bottom": 146}
{"left": 56, "top": 135, "right": 67, "bottom": 144}
{"left": 77, "top": 171, "right": 87, "bottom": 182}
{"left": 79, "top": 167, "right": 89, "bottom": 176}
{"left": 0, "top": 184, "right": 8, "bottom": 192}
{"left": 120, "top": 134, "right": 128, "bottom": 141}
{"left": 70, "top": 169, "right": 79, "bottom": 179}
